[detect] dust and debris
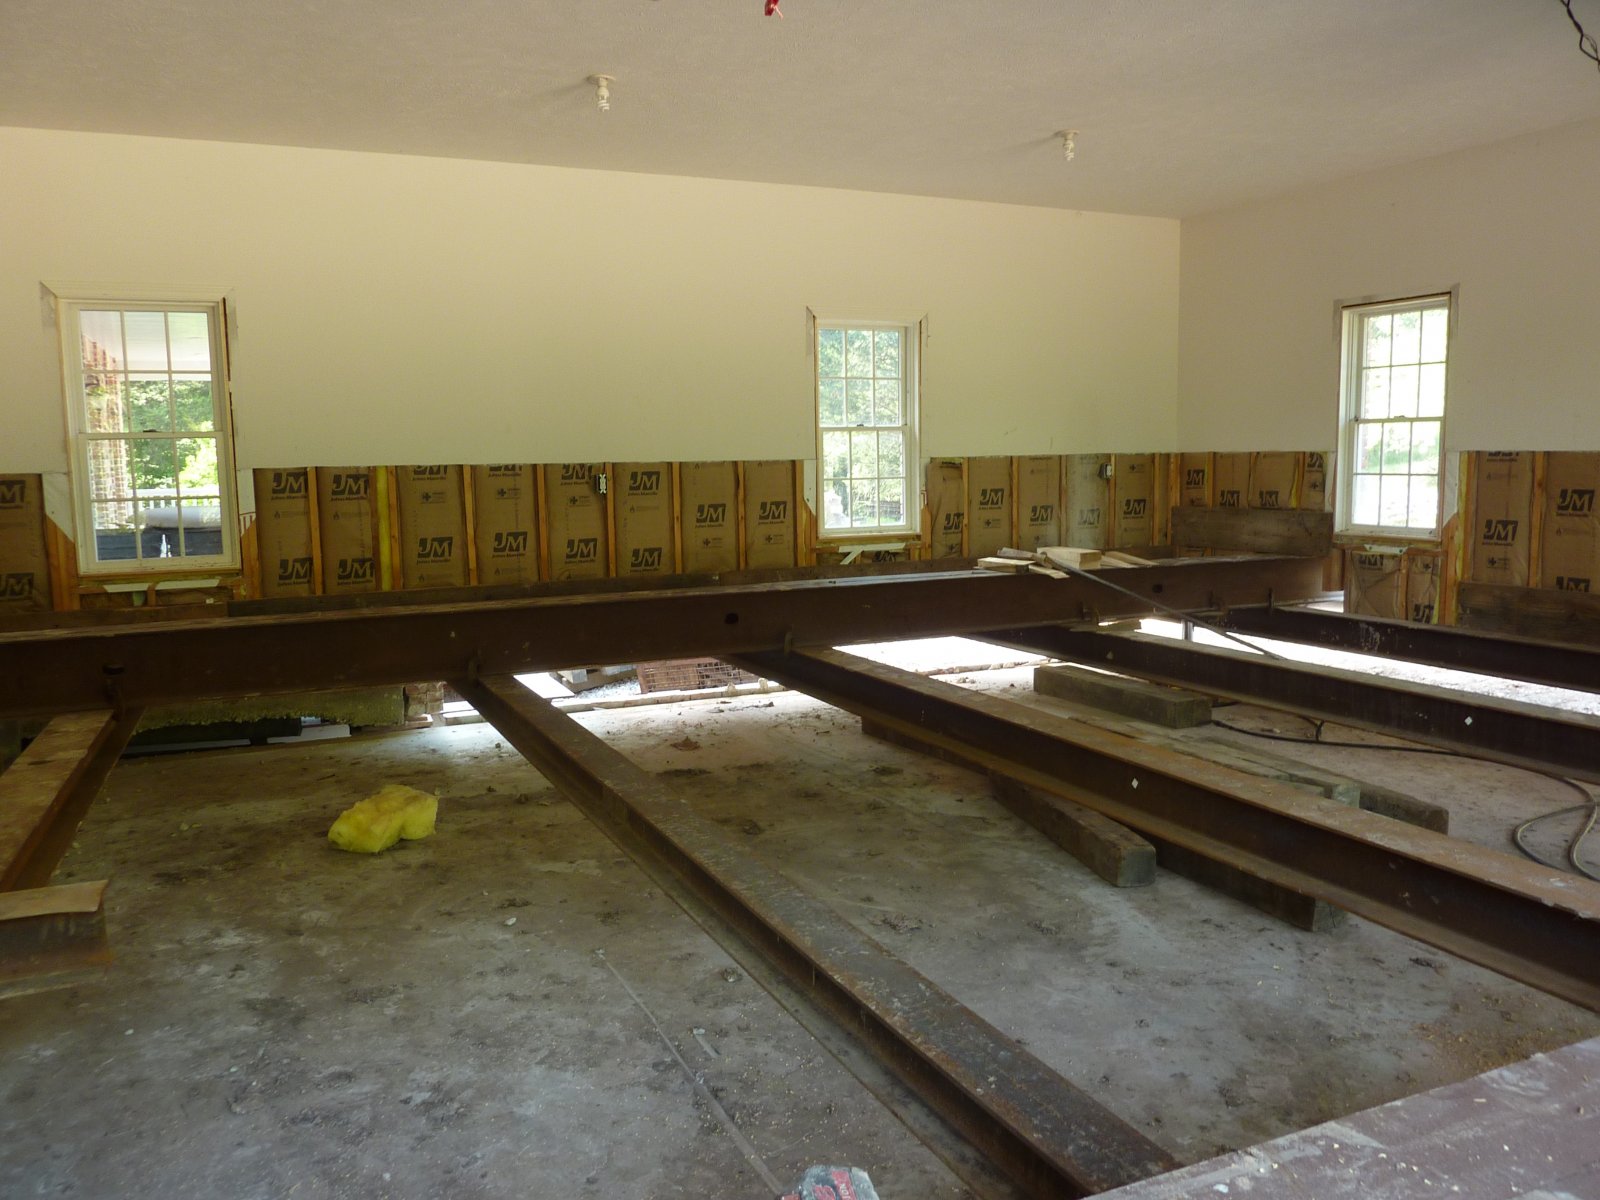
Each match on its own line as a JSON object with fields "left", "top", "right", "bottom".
{"left": 871, "top": 913, "right": 929, "bottom": 934}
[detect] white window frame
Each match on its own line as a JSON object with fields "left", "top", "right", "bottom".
{"left": 814, "top": 317, "right": 921, "bottom": 538}
{"left": 1336, "top": 293, "right": 1451, "bottom": 539}
{"left": 55, "top": 289, "right": 239, "bottom": 576}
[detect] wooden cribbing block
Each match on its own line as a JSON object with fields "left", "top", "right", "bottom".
{"left": 1181, "top": 736, "right": 1363, "bottom": 807}
{"left": 1144, "top": 840, "right": 1343, "bottom": 932}
{"left": 990, "top": 777, "right": 1156, "bottom": 887}
{"left": 861, "top": 719, "right": 1156, "bottom": 887}
{"left": 976, "top": 556, "right": 1031, "bottom": 574}
{"left": 1198, "top": 733, "right": 1448, "bottom": 832}
{"left": 1052, "top": 727, "right": 1348, "bottom": 928}
{"left": 1354, "top": 785, "right": 1449, "bottom": 833}
{"left": 1025, "top": 697, "right": 1360, "bottom": 806}
{"left": 1068, "top": 710, "right": 1442, "bottom": 833}
{"left": 860, "top": 717, "right": 983, "bottom": 772}
{"left": 1034, "top": 663, "right": 1212, "bottom": 729}
{"left": 860, "top": 715, "right": 1343, "bottom": 928}
{"left": 0, "top": 879, "right": 111, "bottom": 999}
{"left": 1040, "top": 547, "right": 1102, "bottom": 571}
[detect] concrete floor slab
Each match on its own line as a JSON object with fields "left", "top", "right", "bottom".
{"left": 4, "top": 678, "right": 1597, "bottom": 1197}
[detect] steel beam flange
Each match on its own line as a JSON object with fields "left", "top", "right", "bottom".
{"left": 0, "top": 557, "right": 1327, "bottom": 719}
{"left": 1218, "top": 604, "right": 1600, "bottom": 696}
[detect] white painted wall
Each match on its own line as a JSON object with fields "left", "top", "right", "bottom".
{"left": 0, "top": 128, "right": 1179, "bottom": 474}
{"left": 1178, "top": 117, "right": 1600, "bottom": 453}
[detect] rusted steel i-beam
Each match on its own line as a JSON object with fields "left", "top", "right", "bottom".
{"left": 0, "top": 710, "right": 142, "bottom": 892}
{"left": 987, "top": 627, "right": 1600, "bottom": 784}
{"left": 456, "top": 673, "right": 1177, "bottom": 1199}
{"left": 1218, "top": 604, "right": 1600, "bottom": 695}
{"left": 0, "top": 557, "right": 1326, "bottom": 719}
{"left": 728, "top": 648, "right": 1600, "bottom": 1012}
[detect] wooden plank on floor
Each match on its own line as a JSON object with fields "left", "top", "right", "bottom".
{"left": 0, "top": 879, "right": 111, "bottom": 999}
{"left": 0, "top": 710, "right": 141, "bottom": 892}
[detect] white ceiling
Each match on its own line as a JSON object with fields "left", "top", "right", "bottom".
{"left": 3, "top": 1, "right": 1599, "bottom": 217}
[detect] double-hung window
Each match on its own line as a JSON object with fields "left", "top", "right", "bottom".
{"left": 1338, "top": 295, "right": 1449, "bottom": 537}
{"left": 816, "top": 321, "right": 918, "bottom": 536}
{"left": 59, "top": 297, "right": 238, "bottom": 574}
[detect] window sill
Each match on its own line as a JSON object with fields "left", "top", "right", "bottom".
{"left": 817, "top": 530, "right": 918, "bottom": 544}
{"left": 78, "top": 564, "right": 241, "bottom": 585}
{"left": 1333, "top": 529, "right": 1441, "bottom": 548}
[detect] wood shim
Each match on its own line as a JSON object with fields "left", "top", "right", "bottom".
{"left": 1040, "top": 547, "right": 1102, "bottom": 570}
{"left": 977, "top": 556, "right": 1031, "bottom": 574}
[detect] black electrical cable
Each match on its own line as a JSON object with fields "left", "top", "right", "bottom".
{"left": 1515, "top": 801, "right": 1600, "bottom": 881}
{"left": 1559, "top": 0, "right": 1600, "bottom": 75}
{"left": 1210, "top": 712, "right": 1600, "bottom": 880}
{"left": 1211, "top": 716, "right": 1456, "bottom": 755}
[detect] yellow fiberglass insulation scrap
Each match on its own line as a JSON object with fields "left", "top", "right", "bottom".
{"left": 328, "top": 784, "right": 439, "bottom": 854}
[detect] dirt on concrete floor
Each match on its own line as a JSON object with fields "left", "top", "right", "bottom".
{"left": 3, "top": 670, "right": 1597, "bottom": 1199}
